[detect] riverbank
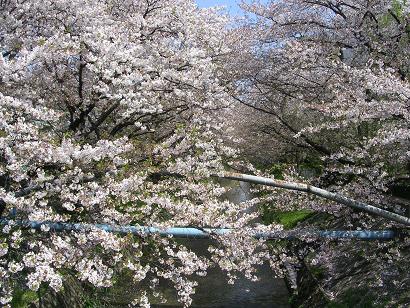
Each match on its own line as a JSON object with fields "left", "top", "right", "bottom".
{"left": 279, "top": 212, "right": 410, "bottom": 308}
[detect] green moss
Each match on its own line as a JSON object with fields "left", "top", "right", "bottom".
{"left": 266, "top": 164, "right": 285, "bottom": 180}
{"left": 262, "top": 208, "right": 314, "bottom": 229}
{"left": 288, "top": 293, "right": 298, "bottom": 305}
{"left": 298, "top": 156, "right": 324, "bottom": 177}
{"left": 277, "top": 210, "right": 314, "bottom": 229}
{"left": 310, "top": 265, "right": 326, "bottom": 280}
{"left": 11, "top": 289, "right": 38, "bottom": 308}
{"left": 83, "top": 298, "right": 102, "bottom": 308}
{"left": 81, "top": 289, "right": 104, "bottom": 308}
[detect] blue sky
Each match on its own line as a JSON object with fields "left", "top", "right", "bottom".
{"left": 196, "top": 1, "right": 269, "bottom": 15}
{"left": 196, "top": 0, "right": 243, "bottom": 15}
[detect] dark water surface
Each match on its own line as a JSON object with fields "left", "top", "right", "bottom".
{"left": 182, "top": 240, "right": 290, "bottom": 308}
{"left": 158, "top": 181, "right": 290, "bottom": 307}
{"left": 104, "top": 181, "right": 290, "bottom": 307}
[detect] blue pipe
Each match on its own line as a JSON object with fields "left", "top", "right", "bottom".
{"left": 0, "top": 219, "right": 396, "bottom": 240}
{"left": 312, "top": 230, "right": 396, "bottom": 240}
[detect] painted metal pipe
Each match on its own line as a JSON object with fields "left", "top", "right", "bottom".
{"left": 0, "top": 219, "right": 396, "bottom": 240}
{"left": 220, "top": 172, "right": 410, "bottom": 227}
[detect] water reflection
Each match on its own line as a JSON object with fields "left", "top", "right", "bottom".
{"left": 105, "top": 180, "right": 290, "bottom": 307}
{"left": 175, "top": 180, "right": 290, "bottom": 308}
{"left": 187, "top": 241, "right": 290, "bottom": 308}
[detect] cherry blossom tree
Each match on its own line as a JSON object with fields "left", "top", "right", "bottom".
{"left": 224, "top": 0, "right": 410, "bottom": 303}
{"left": 0, "top": 1, "right": 282, "bottom": 306}
{"left": 1, "top": 0, "right": 409, "bottom": 306}
{"left": 228, "top": 0, "right": 410, "bottom": 225}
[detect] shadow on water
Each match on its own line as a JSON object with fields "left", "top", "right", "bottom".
{"left": 177, "top": 241, "right": 290, "bottom": 308}
{"left": 154, "top": 180, "right": 290, "bottom": 307}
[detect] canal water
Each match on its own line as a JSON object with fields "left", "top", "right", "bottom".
{"left": 100, "top": 180, "right": 290, "bottom": 307}
{"left": 175, "top": 180, "right": 290, "bottom": 308}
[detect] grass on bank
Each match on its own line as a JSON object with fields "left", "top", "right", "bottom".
{"left": 262, "top": 207, "right": 314, "bottom": 229}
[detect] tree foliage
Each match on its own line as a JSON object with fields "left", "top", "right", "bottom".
{"left": 1, "top": 0, "right": 409, "bottom": 306}
{"left": 0, "top": 1, "right": 281, "bottom": 306}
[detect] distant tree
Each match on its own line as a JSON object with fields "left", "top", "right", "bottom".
{"left": 228, "top": 0, "right": 410, "bottom": 224}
